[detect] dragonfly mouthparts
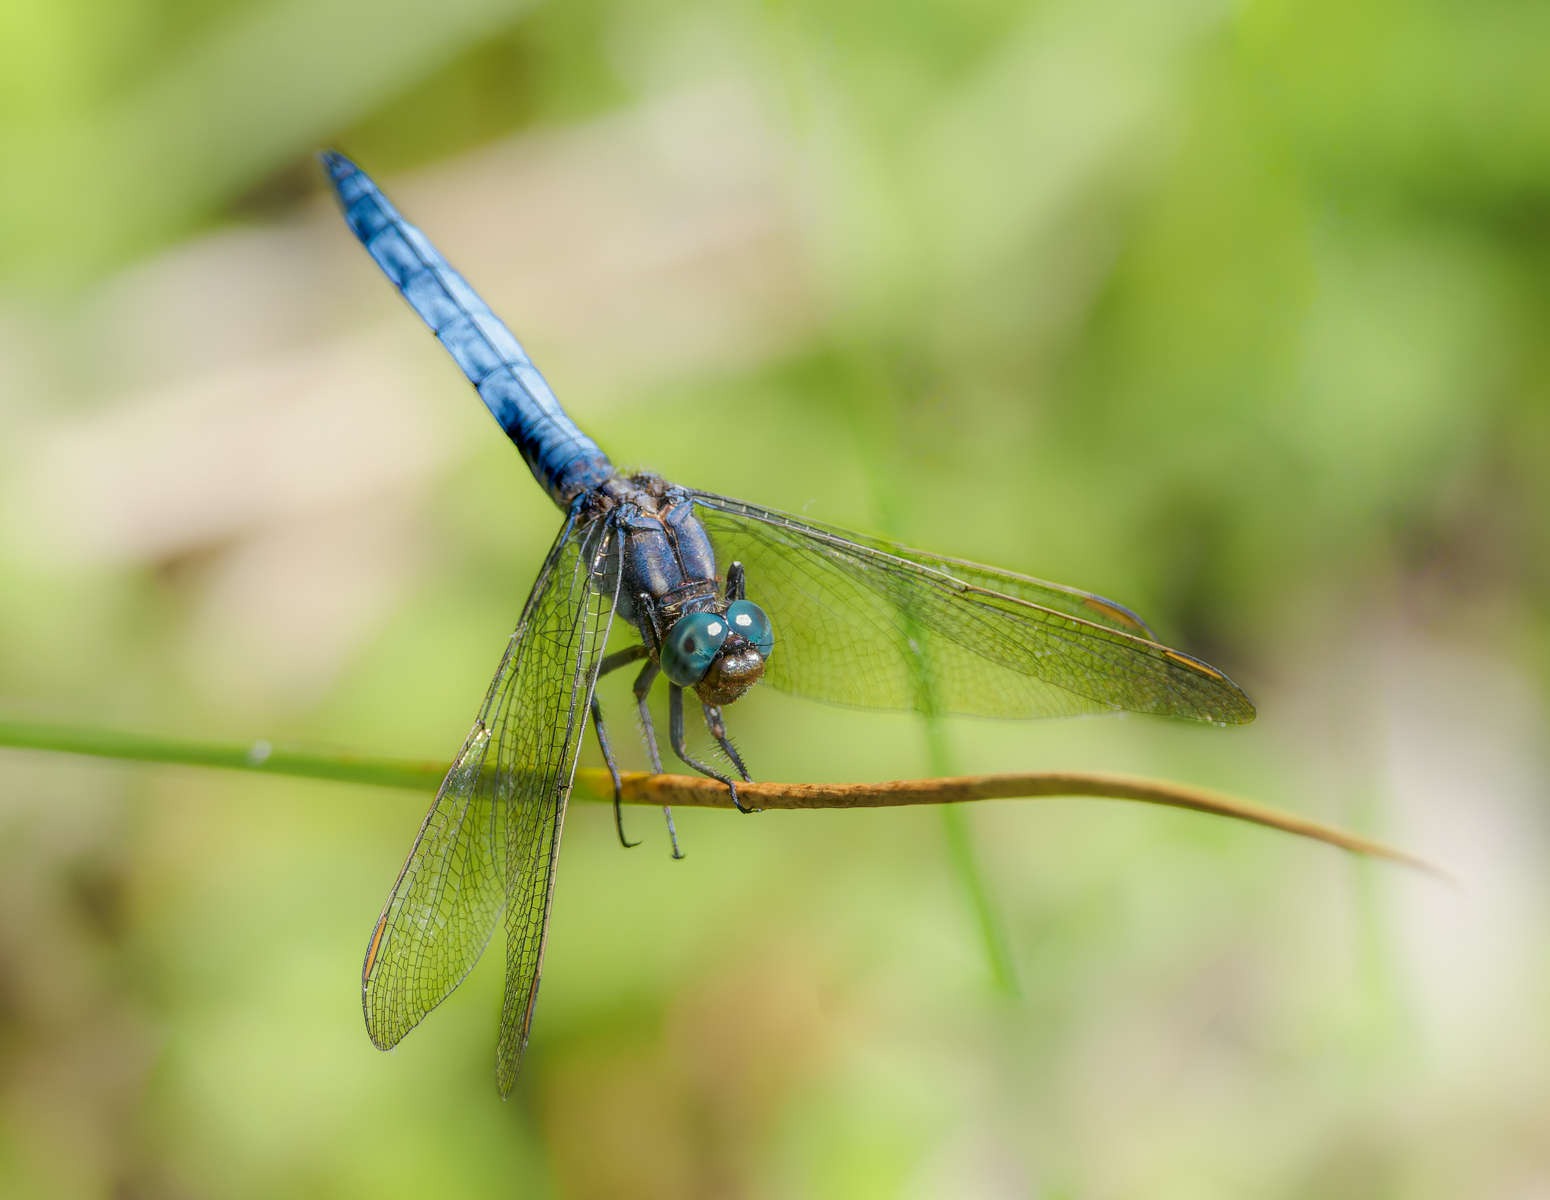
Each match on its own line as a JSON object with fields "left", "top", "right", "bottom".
{"left": 695, "top": 641, "right": 765, "bottom": 706}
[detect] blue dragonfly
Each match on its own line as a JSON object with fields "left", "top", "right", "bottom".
{"left": 321, "top": 153, "right": 1255, "bottom": 1096}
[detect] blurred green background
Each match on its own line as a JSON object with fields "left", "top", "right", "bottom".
{"left": 3, "top": 0, "right": 1550, "bottom": 1195}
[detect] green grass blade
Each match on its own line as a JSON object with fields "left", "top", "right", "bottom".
{"left": 0, "top": 716, "right": 446, "bottom": 792}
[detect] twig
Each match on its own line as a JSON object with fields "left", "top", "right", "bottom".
{"left": 0, "top": 716, "right": 1450, "bottom": 881}
{"left": 574, "top": 768, "right": 1454, "bottom": 883}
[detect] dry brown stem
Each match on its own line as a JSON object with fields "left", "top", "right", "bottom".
{"left": 574, "top": 768, "right": 1452, "bottom": 883}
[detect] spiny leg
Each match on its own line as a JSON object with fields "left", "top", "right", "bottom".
{"left": 590, "top": 693, "right": 638, "bottom": 849}
{"left": 633, "top": 659, "right": 683, "bottom": 859}
{"left": 662, "top": 806, "right": 683, "bottom": 862}
{"left": 670, "top": 683, "right": 755, "bottom": 814}
{"left": 632, "top": 660, "right": 664, "bottom": 773}
{"left": 701, "top": 703, "right": 751, "bottom": 783}
{"left": 594, "top": 645, "right": 649, "bottom": 848}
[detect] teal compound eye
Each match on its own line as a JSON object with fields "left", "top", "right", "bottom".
{"left": 724, "top": 600, "right": 774, "bottom": 658}
{"left": 661, "top": 611, "right": 731, "bottom": 686}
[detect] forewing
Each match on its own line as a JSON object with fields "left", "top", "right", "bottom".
{"left": 361, "top": 511, "right": 619, "bottom": 1095}
{"left": 492, "top": 513, "right": 619, "bottom": 1095}
{"left": 691, "top": 494, "right": 1253, "bottom": 725}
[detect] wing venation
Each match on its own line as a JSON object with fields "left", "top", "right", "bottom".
{"left": 360, "top": 510, "right": 621, "bottom": 1095}
{"left": 690, "top": 493, "right": 1253, "bottom": 725}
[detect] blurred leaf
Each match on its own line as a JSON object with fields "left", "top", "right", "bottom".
{"left": 0, "top": 0, "right": 543, "bottom": 282}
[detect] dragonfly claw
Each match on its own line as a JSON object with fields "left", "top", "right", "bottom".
{"left": 614, "top": 793, "right": 642, "bottom": 849}
{"left": 728, "top": 781, "right": 760, "bottom": 815}
{"left": 663, "top": 805, "right": 685, "bottom": 859}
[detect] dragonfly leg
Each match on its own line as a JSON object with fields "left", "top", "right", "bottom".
{"left": 595, "top": 645, "right": 650, "bottom": 849}
{"left": 600, "top": 644, "right": 650, "bottom": 677}
{"left": 632, "top": 660, "right": 664, "bottom": 773}
{"left": 725, "top": 561, "right": 746, "bottom": 602}
{"left": 590, "top": 693, "right": 639, "bottom": 849}
{"left": 670, "top": 683, "right": 757, "bottom": 814}
{"left": 631, "top": 659, "right": 683, "bottom": 857}
{"left": 663, "top": 804, "right": 684, "bottom": 861}
{"left": 701, "top": 703, "right": 752, "bottom": 782}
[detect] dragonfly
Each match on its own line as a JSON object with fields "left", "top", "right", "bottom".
{"left": 320, "top": 152, "right": 1255, "bottom": 1096}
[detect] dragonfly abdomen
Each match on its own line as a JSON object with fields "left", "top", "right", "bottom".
{"left": 321, "top": 153, "right": 614, "bottom": 507}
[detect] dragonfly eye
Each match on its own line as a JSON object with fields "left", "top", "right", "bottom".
{"left": 661, "top": 612, "right": 731, "bottom": 686}
{"left": 723, "top": 600, "right": 773, "bottom": 658}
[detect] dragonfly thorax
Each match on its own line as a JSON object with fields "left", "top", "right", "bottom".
{"left": 595, "top": 475, "right": 774, "bottom": 706}
{"left": 595, "top": 477, "right": 781, "bottom": 703}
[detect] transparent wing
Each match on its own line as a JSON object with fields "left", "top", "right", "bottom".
{"left": 690, "top": 493, "right": 1254, "bottom": 725}
{"left": 361, "top": 510, "right": 619, "bottom": 1095}
{"left": 493, "top": 513, "right": 620, "bottom": 1095}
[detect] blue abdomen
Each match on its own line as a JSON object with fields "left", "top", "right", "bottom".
{"left": 321, "top": 152, "right": 615, "bottom": 508}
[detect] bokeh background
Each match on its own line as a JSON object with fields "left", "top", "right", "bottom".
{"left": 2, "top": 0, "right": 1549, "bottom": 1195}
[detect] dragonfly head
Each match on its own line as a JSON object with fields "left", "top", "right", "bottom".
{"left": 660, "top": 600, "right": 774, "bottom": 705}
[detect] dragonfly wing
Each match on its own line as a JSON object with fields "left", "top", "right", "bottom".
{"left": 880, "top": 547, "right": 1155, "bottom": 637}
{"left": 690, "top": 494, "right": 1254, "bottom": 725}
{"left": 493, "top": 512, "right": 620, "bottom": 1095}
{"left": 360, "top": 718, "right": 504, "bottom": 1053}
{"left": 361, "top": 510, "right": 620, "bottom": 1095}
